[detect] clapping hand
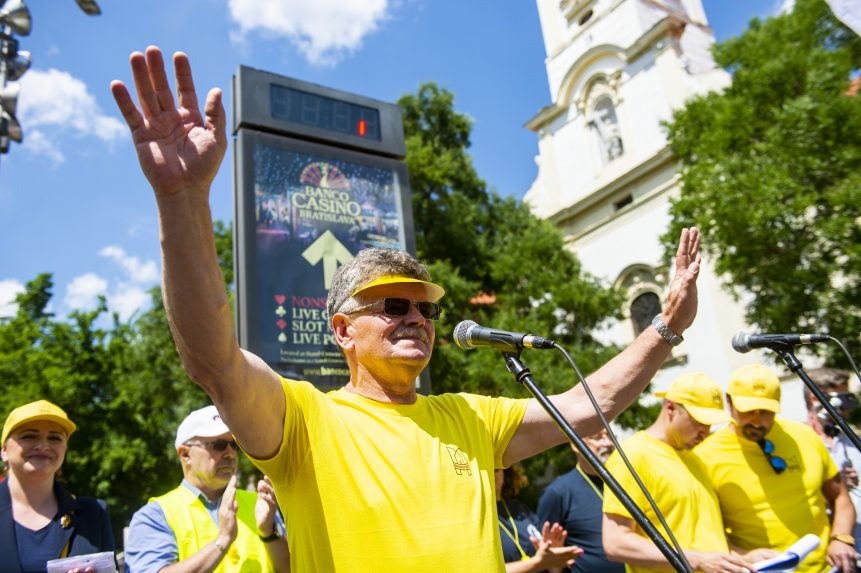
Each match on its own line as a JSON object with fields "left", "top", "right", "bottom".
{"left": 255, "top": 475, "right": 280, "bottom": 537}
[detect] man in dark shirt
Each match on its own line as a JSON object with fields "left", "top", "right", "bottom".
{"left": 537, "top": 429, "right": 624, "bottom": 573}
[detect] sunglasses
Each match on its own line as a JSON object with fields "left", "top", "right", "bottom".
{"left": 185, "top": 439, "right": 239, "bottom": 452}
{"left": 343, "top": 297, "right": 441, "bottom": 320}
{"left": 758, "top": 438, "right": 787, "bottom": 474}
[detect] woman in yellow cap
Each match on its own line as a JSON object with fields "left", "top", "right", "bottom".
{"left": 0, "top": 400, "right": 115, "bottom": 571}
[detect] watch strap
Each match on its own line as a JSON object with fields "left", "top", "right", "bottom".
{"left": 259, "top": 530, "right": 282, "bottom": 543}
{"left": 652, "top": 315, "right": 683, "bottom": 346}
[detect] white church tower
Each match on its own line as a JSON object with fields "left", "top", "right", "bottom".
{"left": 524, "top": 0, "right": 806, "bottom": 416}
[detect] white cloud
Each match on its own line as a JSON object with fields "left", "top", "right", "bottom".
{"left": 775, "top": 0, "right": 795, "bottom": 15}
{"left": 90, "top": 246, "right": 159, "bottom": 320}
{"left": 17, "top": 68, "right": 126, "bottom": 161}
{"left": 107, "top": 283, "right": 150, "bottom": 322}
{"left": 64, "top": 273, "right": 108, "bottom": 311}
{"left": 25, "top": 130, "right": 66, "bottom": 166}
{"left": 227, "top": 0, "right": 390, "bottom": 65}
{"left": 0, "top": 279, "right": 25, "bottom": 318}
{"left": 99, "top": 245, "right": 159, "bottom": 284}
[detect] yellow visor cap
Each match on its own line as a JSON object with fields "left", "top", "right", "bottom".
{"left": 351, "top": 275, "right": 445, "bottom": 302}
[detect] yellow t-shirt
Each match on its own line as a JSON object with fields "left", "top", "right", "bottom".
{"left": 695, "top": 419, "right": 839, "bottom": 573}
{"left": 248, "top": 377, "right": 529, "bottom": 573}
{"left": 603, "top": 431, "right": 728, "bottom": 573}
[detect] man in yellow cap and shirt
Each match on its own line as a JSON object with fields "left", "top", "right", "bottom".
{"left": 697, "top": 364, "right": 858, "bottom": 572}
{"left": 111, "top": 45, "right": 704, "bottom": 572}
{"left": 602, "top": 372, "right": 776, "bottom": 572}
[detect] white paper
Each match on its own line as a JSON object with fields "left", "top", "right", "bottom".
{"left": 753, "top": 534, "right": 821, "bottom": 572}
{"left": 46, "top": 551, "right": 117, "bottom": 573}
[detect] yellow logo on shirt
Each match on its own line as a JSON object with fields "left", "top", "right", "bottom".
{"left": 446, "top": 446, "right": 472, "bottom": 476}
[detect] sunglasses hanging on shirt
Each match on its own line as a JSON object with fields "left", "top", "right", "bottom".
{"left": 758, "top": 438, "right": 787, "bottom": 474}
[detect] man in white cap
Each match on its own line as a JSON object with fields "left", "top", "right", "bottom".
{"left": 124, "top": 406, "right": 290, "bottom": 572}
{"left": 602, "top": 372, "right": 776, "bottom": 572}
{"left": 698, "top": 364, "right": 857, "bottom": 573}
{"left": 111, "top": 46, "right": 703, "bottom": 572}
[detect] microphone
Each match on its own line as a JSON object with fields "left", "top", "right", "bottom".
{"left": 731, "top": 331, "right": 829, "bottom": 353}
{"left": 453, "top": 320, "right": 555, "bottom": 351}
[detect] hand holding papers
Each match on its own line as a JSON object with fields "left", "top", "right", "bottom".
{"left": 753, "top": 534, "right": 821, "bottom": 572}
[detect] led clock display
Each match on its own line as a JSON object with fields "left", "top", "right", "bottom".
{"left": 270, "top": 84, "right": 382, "bottom": 141}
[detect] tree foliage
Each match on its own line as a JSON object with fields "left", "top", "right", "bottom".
{"left": 0, "top": 225, "right": 237, "bottom": 540}
{"left": 662, "top": 0, "right": 861, "bottom": 363}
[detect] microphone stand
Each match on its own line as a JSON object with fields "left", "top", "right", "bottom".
{"left": 772, "top": 345, "right": 861, "bottom": 451}
{"left": 502, "top": 352, "right": 692, "bottom": 573}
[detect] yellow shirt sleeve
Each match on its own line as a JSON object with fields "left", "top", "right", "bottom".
{"left": 245, "top": 376, "right": 314, "bottom": 487}
{"left": 456, "top": 393, "right": 529, "bottom": 468}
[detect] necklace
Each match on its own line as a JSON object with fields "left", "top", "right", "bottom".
{"left": 498, "top": 499, "right": 530, "bottom": 561}
{"left": 577, "top": 465, "right": 604, "bottom": 499}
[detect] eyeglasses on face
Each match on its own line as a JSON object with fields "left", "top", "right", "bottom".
{"left": 758, "top": 438, "right": 787, "bottom": 474}
{"left": 342, "top": 297, "right": 441, "bottom": 320}
{"left": 185, "top": 439, "right": 238, "bottom": 452}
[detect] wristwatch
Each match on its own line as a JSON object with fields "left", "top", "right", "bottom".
{"left": 259, "top": 530, "right": 283, "bottom": 543}
{"left": 652, "top": 315, "right": 683, "bottom": 346}
{"left": 830, "top": 533, "right": 856, "bottom": 546}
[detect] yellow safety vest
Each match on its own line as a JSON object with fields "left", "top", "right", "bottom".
{"left": 152, "top": 485, "right": 274, "bottom": 573}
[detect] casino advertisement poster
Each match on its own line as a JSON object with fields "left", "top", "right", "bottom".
{"left": 250, "top": 143, "right": 408, "bottom": 388}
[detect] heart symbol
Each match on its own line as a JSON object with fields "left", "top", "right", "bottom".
{"left": 275, "top": 295, "right": 286, "bottom": 305}
{"left": 276, "top": 319, "right": 287, "bottom": 330}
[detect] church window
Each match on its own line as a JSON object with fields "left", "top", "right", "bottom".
{"left": 578, "top": 9, "right": 593, "bottom": 25}
{"left": 613, "top": 194, "right": 633, "bottom": 211}
{"left": 631, "top": 292, "right": 662, "bottom": 337}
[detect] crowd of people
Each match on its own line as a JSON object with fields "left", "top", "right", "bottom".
{"left": 4, "top": 364, "right": 860, "bottom": 572}
{"left": 1, "top": 45, "right": 859, "bottom": 572}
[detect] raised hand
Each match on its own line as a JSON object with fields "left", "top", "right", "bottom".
{"left": 255, "top": 475, "right": 280, "bottom": 536}
{"left": 530, "top": 521, "right": 568, "bottom": 549}
{"left": 110, "top": 46, "right": 227, "bottom": 197}
{"left": 216, "top": 475, "right": 239, "bottom": 550}
{"left": 661, "top": 227, "right": 702, "bottom": 335}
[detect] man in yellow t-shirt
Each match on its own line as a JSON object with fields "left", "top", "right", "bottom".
{"left": 696, "top": 364, "right": 858, "bottom": 573}
{"left": 603, "top": 373, "right": 774, "bottom": 573}
{"left": 111, "top": 46, "right": 705, "bottom": 572}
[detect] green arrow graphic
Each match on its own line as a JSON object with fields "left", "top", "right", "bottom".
{"left": 301, "top": 230, "right": 354, "bottom": 289}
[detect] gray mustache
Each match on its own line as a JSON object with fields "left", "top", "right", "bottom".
{"left": 391, "top": 327, "right": 429, "bottom": 342}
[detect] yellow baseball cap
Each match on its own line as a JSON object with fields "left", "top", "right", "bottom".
{"left": 727, "top": 364, "right": 781, "bottom": 413}
{"left": 656, "top": 372, "right": 729, "bottom": 425}
{"left": 2, "top": 400, "right": 77, "bottom": 444}
{"left": 351, "top": 275, "right": 445, "bottom": 302}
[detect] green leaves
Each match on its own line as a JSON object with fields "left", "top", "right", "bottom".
{"left": 0, "top": 230, "right": 236, "bottom": 541}
{"left": 663, "top": 0, "right": 861, "bottom": 364}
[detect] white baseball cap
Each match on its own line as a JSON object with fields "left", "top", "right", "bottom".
{"left": 175, "top": 405, "right": 230, "bottom": 448}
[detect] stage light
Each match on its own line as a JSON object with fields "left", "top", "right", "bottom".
{"left": 74, "top": 0, "right": 100, "bottom": 16}
{"left": 0, "top": 0, "right": 32, "bottom": 36}
{"left": 2, "top": 36, "right": 30, "bottom": 81}
{"left": 0, "top": 82, "right": 21, "bottom": 143}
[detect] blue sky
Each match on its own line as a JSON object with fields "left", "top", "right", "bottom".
{"left": 0, "top": 0, "right": 787, "bottom": 322}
